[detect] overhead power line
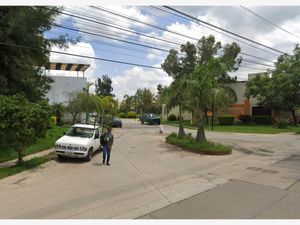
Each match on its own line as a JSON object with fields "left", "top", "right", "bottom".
{"left": 150, "top": 6, "right": 279, "bottom": 58}
{"left": 240, "top": 6, "right": 300, "bottom": 40}
{"left": 20, "top": 11, "right": 276, "bottom": 70}
{"left": 77, "top": 6, "right": 277, "bottom": 63}
{"left": 55, "top": 23, "right": 274, "bottom": 69}
{"left": 0, "top": 41, "right": 162, "bottom": 70}
{"left": 61, "top": 10, "right": 181, "bottom": 47}
{"left": 163, "top": 6, "right": 288, "bottom": 55}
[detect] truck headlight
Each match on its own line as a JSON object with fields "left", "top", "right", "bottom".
{"left": 80, "top": 147, "right": 87, "bottom": 151}
{"left": 55, "top": 144, "right": 60, "bottom": 149}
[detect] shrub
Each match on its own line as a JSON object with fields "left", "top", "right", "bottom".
{"left": 31, "top": 100, "right": 52, "bottom": 137}
{"left": 118, "top": 112, "right": 127, "bottom": 118}
{"left": 276, "top": 119, "right": 288, "bottom": 129}
{"left": 51, "top": 103, "right": 65, "bottom": 126}
{"left": 238, "top": 114, "right": 252, "bottom": 124}
{"left": 127, "top": 111, "right": 137, "bottom": 118}
{"left": 0, "top": 95, "right": 52, "bottom": 164}
{"left": 252, "top": 116, "right": 273, "bottom": 125}
{"left": 168, "top": 114, "right": 177, "bottom": 121}
{"left": 217, "top": 115, "right": 235, "bottom": 125}
{"left": 50, "top": 116, "right": 57, "bottom": 128}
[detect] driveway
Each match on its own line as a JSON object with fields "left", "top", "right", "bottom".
{"left": 0, "top": 119, "right": 299, "bottom": 219}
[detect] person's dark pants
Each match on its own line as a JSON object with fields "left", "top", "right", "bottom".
{"left": 102, "top": 144, "right": 111, "bottom": 163}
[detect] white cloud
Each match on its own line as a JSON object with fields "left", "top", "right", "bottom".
{"left": 112, "top": 66, "right": 172, "bottom": 100}
{"left": 49, "top": 42, "right": 97, "bottom": 81}
{"left": 64, "top": 6, "right": 155, "bottom": 43}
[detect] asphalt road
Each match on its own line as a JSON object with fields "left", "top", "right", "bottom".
{"left": 0, "top": 119, "right": 299, "bottom": 219}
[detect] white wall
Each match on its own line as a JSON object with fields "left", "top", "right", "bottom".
{"left": 46, "top": 76, "right": 87, "bottom": 105}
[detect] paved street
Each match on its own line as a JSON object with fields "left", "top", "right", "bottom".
{"left": 0, "top": 119, "right": 299, "bottom": 219}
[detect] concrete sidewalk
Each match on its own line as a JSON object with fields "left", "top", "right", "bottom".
{"left": 0, "top": 148, "right": 54, "bottom": 169}
{"left": 140, "top": 180, "right": 300, "bottom": 219}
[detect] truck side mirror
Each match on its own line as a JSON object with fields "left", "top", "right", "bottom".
{"left": 63, "top": 132, "right": 66, "bottom": 135}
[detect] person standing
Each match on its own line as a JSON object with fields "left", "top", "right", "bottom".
{"left": 102, "top": 127, "right": 114, "bottom": 166}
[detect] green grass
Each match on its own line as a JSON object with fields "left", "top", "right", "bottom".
{"left": 166, "top": 133, "right": 232, "bottom": 155}
{"left": 0, "top": 126, "right": 68, "bottom": 163}
{"left": 162, "top": 120, "right": 300, "bottom": 134}
{"left": 0, "top": 153, "right": 55, "bottom": 180}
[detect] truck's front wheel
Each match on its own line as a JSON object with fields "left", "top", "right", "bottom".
{"left": 86, "top": 148, "right": 93, "bottom": 161}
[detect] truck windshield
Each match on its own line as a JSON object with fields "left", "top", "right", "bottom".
{"left": 65, "top": 127, "right": 94, "bottom": 138}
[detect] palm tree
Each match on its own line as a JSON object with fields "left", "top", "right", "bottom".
{"left": 161, "top": 79, "right": 189, "bottom": 138}
{"left": 186, "top": 59, "right": 237, "bottom": 142}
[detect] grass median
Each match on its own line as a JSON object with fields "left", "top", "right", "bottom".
{"left": 166, "top": 133, "right": 232, "bottom": 155}
{"left": 0, "top": 126, "right": 68, "bottom": 163}
{"left": 0, "top": 153, "right": 56, "bottom": 180}
{"left": 162, "top": 120, "right": 300, "bottom": 134}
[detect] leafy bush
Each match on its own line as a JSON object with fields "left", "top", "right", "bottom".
{"left": 118, "top": 112, "right": 127, "bottom": 118}
{"left": 51, "top": 103, "right": 65, "bottom": 126}
{"left": 0, "top": 95, "right": 51, "bottom": 164}
{"left": 276, "top": 119, "right": 288, "bottom": 129}
{"left": 252, "top": 116, "right": 273, "bottom": 125}
{"left": 50, "top": 116, "right": 57, "bottom": 128}
{"left": 238, "top": 114, "right": 252, "bottom": 124}
{"left": 168, "top": 114, "right": 177, "bottom": 121}
{"left": 127, "top": 111, "right": 137, "bottom": 118}
{"left": 30, "top": 100, "right": 52, "bottom": 138}
{"left": 217, "top": 115, "right": 235, "bottom": 125}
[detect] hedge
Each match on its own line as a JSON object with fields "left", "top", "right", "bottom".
{"left": 217, "top": 115, "right": 235, "bottom": 125}
{"left": 237, "top": 114, "right": 252, "bottom": 124}
{"left": 118, "top": 112, "right": 127, "bottom": 118}
{"left": 168, "top": 114, "right": 177, "bottom": 121}
{"left": 127, "top": 111, "right": 137, "bottom": 118}
{"left": 252, "top": 116, "right": 273, "bottom": 125}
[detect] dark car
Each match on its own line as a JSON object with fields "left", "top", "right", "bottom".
{"left": 140, "top": 113, "right": 161, "bottom": 125}
{"left": 112, "top": 117, "right": 122, "bottom": 128}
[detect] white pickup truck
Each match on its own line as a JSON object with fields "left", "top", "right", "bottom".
{"left": 55, "top": 124, "right": 102, "bottom": 161}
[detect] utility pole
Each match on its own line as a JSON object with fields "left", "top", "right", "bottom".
{"left": 85, "top": 82, "right": 93, "bottom": 124}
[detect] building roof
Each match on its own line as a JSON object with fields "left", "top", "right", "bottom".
{"left": 46, "top": 62, "right": 90, "bottom": 72}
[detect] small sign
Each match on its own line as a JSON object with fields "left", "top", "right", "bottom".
{"left": 207, "top": 111, "right": 213, "bottom": 117}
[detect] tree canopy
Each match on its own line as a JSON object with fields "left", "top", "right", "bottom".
{"left": 95, "top": 75, "right": 115, "bottom": 97}
{"left": 0, "top": 7, "right": 75, "bottom": 102}
{"left": 245, "top": 44, "right": 300, "bottom": 125}
{"left": 162, "top": 35, "right": 241, "bottom": 141}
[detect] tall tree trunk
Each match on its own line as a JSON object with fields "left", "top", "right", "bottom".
{"left": 178, "top": 103, "right": 185, "bottom": 138}
{"left": 196, "top": 113, "right": 206, "bottom": 142}
{"left": 72, "top": 112, "right": 77, "bottom": 125}
{"left": 17, "top": 149, "right": 23, "bottom": 166}
{"left": 291, "top": 109, "right": 297, "bottom": 126}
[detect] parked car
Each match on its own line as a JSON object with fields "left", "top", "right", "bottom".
{"left": 112, "top": 117, "right": 122, "bottom": 128}
{"left": 55, "top": 124, "right": 103, "bottom": 161}
{"left": 140, "top": 113, "right": 161, "bottom": 125}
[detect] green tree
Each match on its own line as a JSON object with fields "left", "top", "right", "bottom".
{"left": 246, "top": 45, "right": 300, "bottom": 125}
{"left": 0, "top": 95, "right": 51, "bottom": 165}
{"left": 120, "top": 94, "right": 135, "bottom": 113}
{"left": 162, "top": 35, "right": 241, "bottom": 141}
{"left": 186, "top": 36, "right": 240, "bottom": 142}
{"left": 187, "top": 59, "right": 238, "bottom": 142}
{"left": 0, "top": 7, "right": 76, "bottom": 102}
{"left": 161, "top": 41, "right": 197, "bottom": 138}
{"left": 135, "top": 88, "right": 155, "bottom": 114}
{"left": 66, "top": 92, "right": 104, "bottom": 124}
{"left": 95, "top": 75, "right": 115, "bottom": 97}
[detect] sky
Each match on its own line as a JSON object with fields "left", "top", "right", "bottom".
{"left": 46, "top": 5, "right": 300, "bottom": 100}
